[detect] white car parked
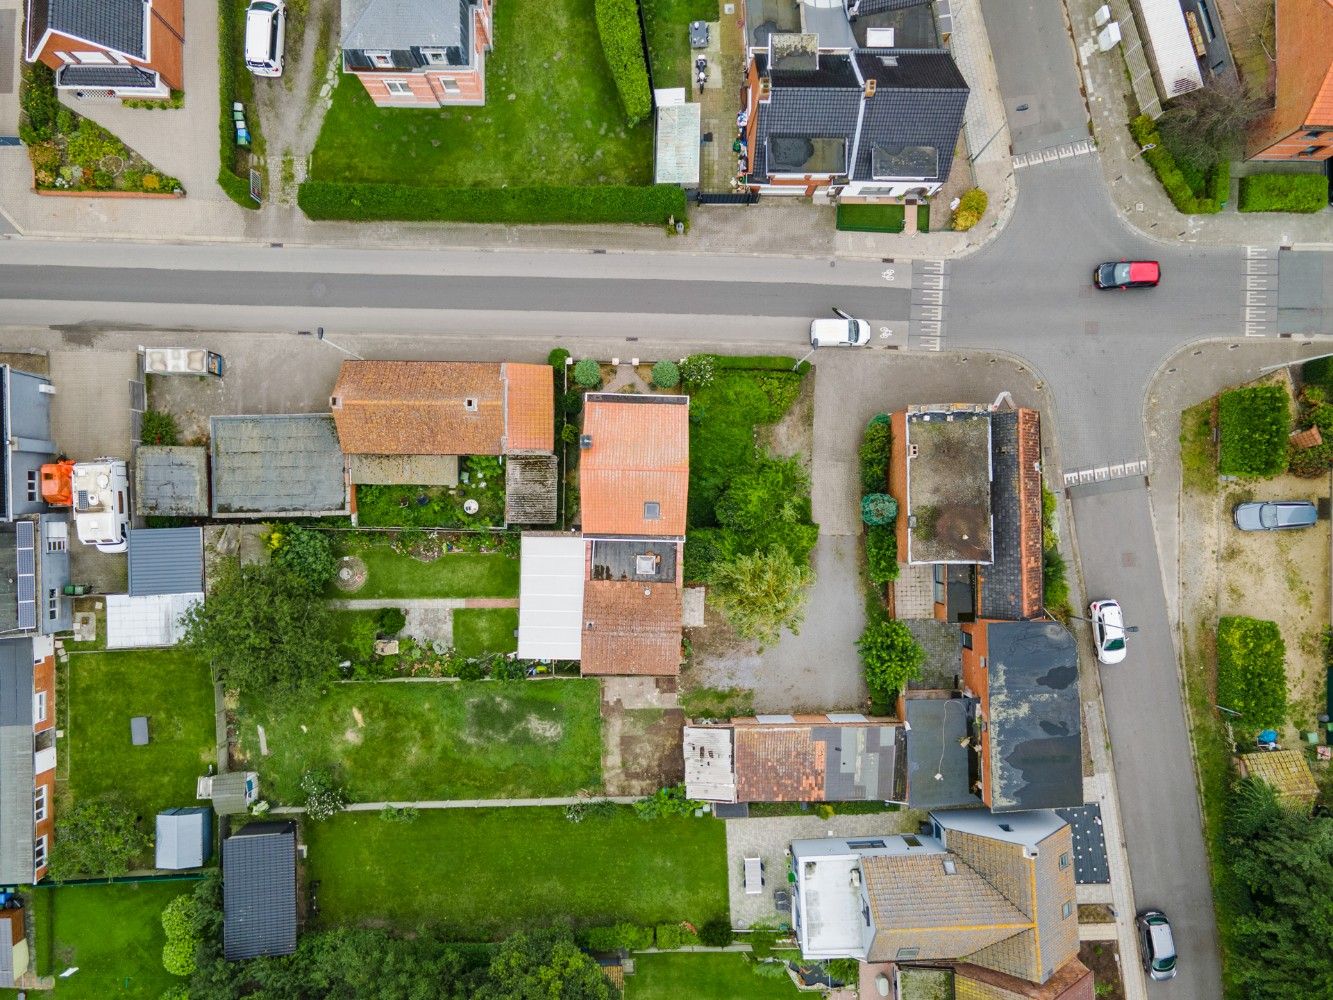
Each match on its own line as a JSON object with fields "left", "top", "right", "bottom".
{"left": 809, "top": 307, "right": 871, "bottom": 348}
{"left": 1089, "top": 599, "right": 1127, "bottom": 664}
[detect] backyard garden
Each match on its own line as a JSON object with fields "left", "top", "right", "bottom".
{"left": 327, "top": 535, "right": 520, "bottom": 600}
{"left": 354, "top": 457, "right": 507, "bottom": 528}
{"left": 627, "top": 952, "right": 806, "bottom": 999}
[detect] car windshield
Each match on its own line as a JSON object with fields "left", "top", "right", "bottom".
{"left": 1105, "top": 637, "right": 1126, "bottom": 651}
{"left": 1114, "top": 263, "right": 1131, "bottom": 284}
{"left": 848, "top": 321, "right": 858, "bottom": 341}
{"left": 1153, "top": 955, "right": 1177, "bottom": 973}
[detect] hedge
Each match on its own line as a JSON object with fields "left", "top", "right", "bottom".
{"left": 1130, "top": 115, "right": 1223, "bottom": 214}
{"left": 707, "top": 355, "right": 805, "bottom": 372}
{"left": 297, "top": 181, "right": 686, "bottom": 224}
{"left": 859, "top": 414, "right": 891, "bottom": 493}
{"left": 1303, "top": 356, "right": 1333, "bottom": 397}
{"left": 865, "top": 523, "right": 899, "bottom": 584}
{"left": 1238, "top": 173, "right": 1328, "bottom": 214}
{"left": 1218, "top": 384, "right": 1291, "bottom": 478}
{"left": 1216, "top": 616, "right": 1287, "bottom": 728}
{"left": 594, "top": 0, "right": 652, "bottom": 126}
{"left": 217, "top": 0, "right": 260, "bottom": 209}
{"left": 584, "top": 923, "right": 655, "bottom": 952}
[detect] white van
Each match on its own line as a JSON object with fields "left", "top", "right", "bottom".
{"left": 244, "top": 0, "right": 286, "bottom": 77}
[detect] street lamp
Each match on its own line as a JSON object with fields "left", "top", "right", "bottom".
{"left": 299, "top": 327, "right": 364, "bottom": 361}
{"left": 1130, "top": 142, "right": 1156, "bottom": 160}
{"left": 1064, "top": 611, "right": 1140, "bottom": 633}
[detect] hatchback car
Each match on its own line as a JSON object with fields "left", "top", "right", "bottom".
{"left": 1136, "top": 910, "right": 1178, "bottom": 981}
{"left": 1089, "top": 599, "right": 1127, "bottom": 665}
{"left": 1094, "top": 260, "right": 1160, "bottom": 289}
{"left": 810, "top": 308, "right": 871, "bottom": 348}
{"left": 1233, "top": 500, "right": 1318, "bottom": 531}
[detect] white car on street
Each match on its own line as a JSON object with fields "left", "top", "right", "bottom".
{"left": 1090, "top": 599, "right": 1127, "bottom": 664}
{"left": 809, "top": 307, "right": 871, "bottom": 347}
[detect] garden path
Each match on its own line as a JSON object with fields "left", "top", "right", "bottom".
{"left": 327, "top": 597, "right": 519, "bottom": 609}
{"left": 272, "top": 795, "right": 640, "bottom": 813}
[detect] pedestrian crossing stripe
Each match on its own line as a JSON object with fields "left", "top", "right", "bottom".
{"left": 1013, "top": 140, "right": 1095, "bottom": 169}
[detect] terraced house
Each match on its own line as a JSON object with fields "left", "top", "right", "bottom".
{"left": 25, "top": 0, "right": 183, "bottom": 98}
{"left": 0, "top": 636, "right": 56, "bottom": 886}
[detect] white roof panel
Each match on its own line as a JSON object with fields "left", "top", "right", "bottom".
{"left": 684, "top": 726, "right": 736, "bottom": 802}
{"left": 1136, "top": 0, "right": 1203, "bottom": 95}
{"left": 518, "top": 535, "right": 586, "bottom": 660}
{"left": 107, "top": 592, "right": 202, "bottom": 648}
{"left": 655, "top": 103, "right": 701, "bottom": 186}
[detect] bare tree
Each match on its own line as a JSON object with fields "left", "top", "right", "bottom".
{"left": 1158, "top": 78, "right": 1266, "bottom": 171}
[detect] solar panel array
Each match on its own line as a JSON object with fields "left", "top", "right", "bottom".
{"left": 14, "top": 521, "right": 35, "bottom": 631}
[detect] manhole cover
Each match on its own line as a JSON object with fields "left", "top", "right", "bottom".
{"left": 1085, "top": 321, "right": 1100, "bottom": 335}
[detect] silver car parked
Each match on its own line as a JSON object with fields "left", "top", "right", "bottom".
{"left": 1136, "top": 910, "right": 1178, "bottom": 981}
{"left": 1232, "top": 500, "right": 1318, "bottom": 531}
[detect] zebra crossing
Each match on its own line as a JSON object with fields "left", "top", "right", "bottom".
{"left": 1062, "top": 459, "right": 1149, "bottom": 489}
{"left": 1243, "top": 246, "right": 1278, "bottom": 338}
{"left": 1012, "top": 139, "right": 1096, "bottom": 170}
{"left": 910, "top": 259, "right": 949, "bottom": 351}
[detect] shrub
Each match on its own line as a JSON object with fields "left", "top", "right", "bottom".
{"left": 377, "top": 805, "right": 420, "bottom": 823}
{"left": 857, "top": 619, "right": 924, "bottom": 701}
{"left": 547, "top": 347, "right": 571, "bottom": 370}
{"left": 160, "top": 894, "right": 201, "bottom": 974}
{"left": 865, "top": 524, "right": 899, "bottom": 584}
{"left": 1218, "top": 384, "right": 1291, "bottom": 477}
{"left": 951, "top": 188, "right": 988, "bottom": 230}
{"left": 698, "top": 917, "right": 734, "bottom": 947}
{"left": 1302, "top": 356, "right": 1333, "bottom": 397}
{"left": 859, "top": 414, "right": 891, "bottom": 492}
{"left": 573, "top": 358, "right": 602, "bottom": 388}
{"left": 301, "top": 768, "right": 347, "bottom": 821}
{"left": 1044, "top": 545, "right": 1070, "bottom": 617}
{"left": 654, "top": 923, "right": 697, "bottom": 950}
{"left": 269, "top": 524, "right": 337, "bottom": 590}
{"left": 651, "top": 359, "right": 681, "bottom": 389}
{"left": 633, "top": 784, "right": 703, "bottom": 820}
{"left": 748, "top": 923, "right": 779, "bottom": 958}
{"left": 1129, "top": 115, "right": 1225, "bottom": 214}
{"left": 585, "top": 923, "right": 654, "bottom": 952}
{"left": 376, "top": 606, "right": 407, "bottom": 635}
{"left": 19, "top": 64, "right": 60, "bottom": 145}
{"left": 1238, "top": 173, "right": 1328, "bottom": 214}
{"left": 593, "top": 0, "right": 652, "bottom": 125}
{"left": 1216, "top": 616, "right": 1287, "bottom": 728}
{"left": 815, "top": 803, "right": 835, "bottom": 820}
{"left": 161, "top": 936, "right": 195, "bottom": 977}
{"left": 49, "top": 798, "right": 149, "bottom": 880}
{"left": 710, "top": 546, "right": 813, "bottom": 648}
{"left": 563, "top": 797, "right": 618, "bottom": 823}
{"left": 680, "top": 354, "right": 716, "bottom": 387}
{"left": 140, "top": 408, "right": 180, "bottom": 446}
{"left": 827, "top": 958, "right": 861, "bottom": 985}
{"left": 861, "top": 493, "right": 898, "bottom": 526}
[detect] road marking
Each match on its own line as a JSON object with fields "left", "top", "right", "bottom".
{"left": 881, "top": 268, "right": 896, "bottom": 282}
{"left": 1013, "top": 140, "right": 1095, "bottom": 170}
{"left": 910, "top": 259, "right": 949, "bottom": 350}
{"left": 1062, "top": 459, "right": 1148, "bottom": 488}
{"left": 1242, "top": 247, "right": 1278, "bottom": 337}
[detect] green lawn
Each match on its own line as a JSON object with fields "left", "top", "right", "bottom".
{"left": 66, "top": 650, "right": 216, "bottom": 826}
{"left": 309, "top": 0, "right": 651, "bottom": 187}
{"left": 40, "top": 881, "right": 196, "bottom": 999}
{"left": 235, "top": 679, "right": 602, "bottom": 802}
{"left": 453, "top": 608, "right": 519, "bottom": 657}
{"left": 304, "top": 807, "right": 728, "bottom": 938}
{"left": 628, "top": 953, "right": 806, "bottom": 999}
{"left": 643, "top": 0, "right": 720, "bottom": 90}
{"left": 331, "top": 544, "right": 520, "bottom": 599}
{"left": 835, "top": 203, "right": 905, "bottom": 233}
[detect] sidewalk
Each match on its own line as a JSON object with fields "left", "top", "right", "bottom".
{"left": 1064, "top": 0, "right": 1333, "bottom": 247}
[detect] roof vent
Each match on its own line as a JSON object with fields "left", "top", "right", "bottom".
{"left": 580, "top": 434, "right": 593, "bottom": 449}
{"left": 585, "top": 621, "right": 595, "bottom": 630}
{"left": 465, "top": 397, "right": 478, "bottom": 412}
{"left": 329, "top": 395, "right": 341, "bottom": 409}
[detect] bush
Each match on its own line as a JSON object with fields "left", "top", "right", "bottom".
{"left": 594, "top": 0, "right": 652, "bottom": 125}
{"left": 376, "top": 606, "right": 407, "bottom": 635}
{"left": 378, "top": 805, "right": 419, "bottom": 823}
{"left": 585, "top": 923, "right": 654, "bottom": 952}
{"left": 1302, "top": 356, "right": 1333, "bottom": 397}
{"left": 573, "top": 358, "right": 602, "bottom": 388}
{"left": 19, "top": 64, "right": 60, "bottom": 145}
{"left": 633, "top": 784, "right": 703, "bottom": 820}
{"left": 1129, "top": 115, "right": 1224, "bottom": 214}
{"left": 161, "top": 937, "right": 195, "bottom": 977}
{"left": 865, "top": 524, "right": 899, "bottom": 584}
{"left": 140, "top": 408, "right": 180, "bottom": 446}
{"left": 857, "top": 619, "right": 924, "bottom": 701}
{"left": 680, "top": 354, "right": 716, "bottom": 388}
{"left": 301, "top": 768, "right": 347, "bottom": 821}
{"left": 951, "top": 188, "right": 988, "bottom": 230}
{"left": 160, "top": 893, "right": 201, "bottom": 976}
{"left": 269, "top": 524, "right": 337, "bottom": 590}
{"left": 698, "top": 917, "right": 734, "bottom": 947}
{"left": 547, "top": 347, "right": 571, "bottom": 370}
{"left": 1216, "top": 616, "right": 1288, "bottom": 729}
{"left": 827, "top": 958, "right": 861, "bottom": 985}
{"left": 298, "top": 181, "right": 686, "bottom": 224}
{"left": 651, "top": 359, "right": 681, "bottom": 389}
{"left": 861, "top": 493, "right": 898, "bottom": 526}
{"left": 859, "top": 414, "right": 891, "bottom": 492}
{"left": 49, "top": 798, "right": 149, "bottom": 880}
{"left": 1218, "top": 385, "right": 1291, "bottom": 477}
{"left": 815, "top": 803, "right": 835, "bottom": 820}
{"left": 1238, "top": 173, "right": 1328, "bottom": 213}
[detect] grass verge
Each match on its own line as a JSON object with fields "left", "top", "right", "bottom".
{"left": 452, "top": 608, "right": 519, "bottom": 657}
{"left": 1180, "top": 400, "right": 1218, "bottom": 495}
{"left": 835, "top": 203, "right": 905, "bottom": 233}
{"left": 1238, "top": 173, "right": 1328, "bottom": 213}
{"left": 628, "top": 952, "right": 805, "bottom": 999}
{"left": 330, "top": 544, "right": 519, "bottom": 599}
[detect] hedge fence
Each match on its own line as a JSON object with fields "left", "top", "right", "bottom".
{"left": 1216, "top": 616, "right": 1288, "bottom": 729}
{"left": 1218, "top": 384, "right": 1291, "bottom": 478}
{"left": 1130, "top": 115, "right": 1226, "bottom": 215}
{"left": 594, "top": 0, "right": 652, "bottom": 126}
{"left": 297, "top": 181, "right": 686, "bottom": 224}
{"left": 1238, "top": 173, "right": 1328, "bottom": 214}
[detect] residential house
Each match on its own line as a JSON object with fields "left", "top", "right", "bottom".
{"left": 0, "top": 516, "right": 72, "bottom": 637}
{"left": 329, "top": 361, "right": 556, "bottom": 523}
{"left": 791, "top": 809, "right": 1088, "bottom": 995}
{"left": 1, "top": 364, "right": 58, "bottom": 525}
{"left": 683, "top": 714, "right": 905, "bottom": 804}
{"left": 25, "top": 0, "right": 183, "bottom": 98}
{"left": 887, "top": 400, "right": 1043, "bottom": 623}
{"left": 341, "top": 0, "right": 494, "bottom": 107}
{"left": 740, "top": 31, "right": 968, "bottom": 199}
{"left": 1246, "top": 0, "right": 1333, "bottom": 161}
{"left": 0, "top": 636, "right": 57, "bottom": 885}
{"left": 222, "top": 820, "right": 298, "bottom": 960}
{"left": 210, "top": 415, "right": 350, "bottom": 519}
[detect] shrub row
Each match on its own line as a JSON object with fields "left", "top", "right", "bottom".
{"left": 1238, "top": 173, "right": 1328, "bottom": 213}
{"left": 1216, "top": 615, "right": 1287, "bottom": 729}
{"left": 217, "top": 0, "right": 260, "bottom": 208}
{"left": 1218, "top": 384, "right": 1291, "bottom": 478}
{"left": 298, "top": 181, "right": 685, "bottom": 224}
{"left": 951, "top": 187, "right": 988, "bottom": 231}
{"left": 594, "top": 0, "right": 652, "bottom": 126}
{"left": 1130, "top": 115, "right": 1224, "bottom": 214}
{"left": 859, "top": 415, "right": 899, "bottom": 584}
{"left": 582, "top": 921, "right": 703, "bottom": 952}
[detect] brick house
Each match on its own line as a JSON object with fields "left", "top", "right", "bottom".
{"left": 1246, "top": 0, "right": 1333, "bottom": 161}
{"left": 341, "top": 0, "right": 494, "bottom": 107}
{"left": 25, "top": 0, "right": 183, "bottom": 98}
{"left": 0, "top": 636, "right": 57, "bottom": 885}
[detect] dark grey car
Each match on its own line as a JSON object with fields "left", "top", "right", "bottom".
{"left": 1232, "top": 500, "right": 1318, "bottom": 531}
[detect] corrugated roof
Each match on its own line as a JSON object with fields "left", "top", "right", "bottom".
{"left": 155, "top": 807, "right": 212, "bottom": 870}
{"left": 134, "top": 446, "right": 209, "bottom": 517}
{"left": 580, "top": 394, "right": 690, "bottom": 537}
{"left": 1136, "top": 0, "right": 1203, "bottom": 95}
{"left": 223, "top": 821, "right": 298, "bottom": 960}
{"left": 580, "top": 580, "right": 682, "bottom": 675}
{"left": 517, "top": 534, "right": 585, "bottom": 660}
{"left": 211, "top": 415, "right": 348, "bottom": 518}
{"left": 128, "top": 527, "right": 204, "bottom": 597}
{"left": 684, "top": 726, "right": 736, "bottom": 801}
{"left": 655, "top": 103, "right": 702, "bottom": 185}
{"left": 503, "top": 363, "right": 555, "bottom": 453}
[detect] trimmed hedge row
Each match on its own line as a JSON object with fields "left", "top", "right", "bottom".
{"left": 1238, "top": 173, "right": 1328, "bottom": 213}
{"left": 582, "top": 922, "right": 701, "bottom": 951}
{"left": 297, "top": 181, "right": 686, "bottom": 224}
{"left": 1130, "top": 115, "right": 1224, "bottom": 214}
{"left": 1216, "top": 616, "right": 1287, "bottom": 729}
{"left": 1218, "top": 384, "right": 1291, "bottom": 478}
{"left": 594, "top": 0, "right": 652, "bottom": 126}
{"left": 217, "top": 0, "right": 260, "bottom": 209}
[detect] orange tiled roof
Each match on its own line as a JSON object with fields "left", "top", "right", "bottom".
{"left": 580, "top": 579, "right": 682, "bottom": 675}
{"left": 734, "top": 728, "right": 825, "bottom": 801}
{"left": 1291, "top": 425, "right": 1323, "bottom": 450}
{"left": 504, "top": 363, "right": 555, "bottom": 453}
{"left": 580, "top": 395, "right": 689, "bottom": 536}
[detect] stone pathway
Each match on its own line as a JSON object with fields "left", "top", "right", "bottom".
{"left": 327, "top": 597, "right": 519, "bottom": 609}
{"left": 272, "top": 795, "right": 641, "bottom": 814}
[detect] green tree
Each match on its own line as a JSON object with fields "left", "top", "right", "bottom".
{"left": 48, "top": 798, "right": 149, "bottom": 879}
{"left": 269, "top": 524, "right": 337, "bottom": 590}
{"left": 478, "top": 927, "right": 618, "bottom": 1000}
{"left": 651, "top": 359, "right": 680, "bottom": 389}
{"left": 1158, "top": 78, "right": 1265, "bottom": 172}
{"left": 181, "top": 559, "right": 337, "bottom": 696}
{"left": 573, "top": 358, "right": 602, "bottom": 388}
{"left": 710, "top": 546, "right": 813, "bottom": 648}
{"left": 857, "top": 619, "right": 924, "bottom": 700}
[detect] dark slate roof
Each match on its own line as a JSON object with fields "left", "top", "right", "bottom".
{"left": 852, "top": 51, "right": 968, "bottom": 182}
{"left": 29, "top": 0, "right": 148, "bottom": 59}
{"left": 750, "top": 52, "right": 861, "bottom": 180}
{"left": 343, "top": 0, "right": 467, "bottom": 51}
{"left": 857, "top": 0, "right": 932, "bottom": 13}
{"left": 986, "top": 620, "right": 1082, "bottom": 812}
{"left": 0, "top": 639, "right": 35, "bottom": 885}
{"left": 210, "top": 415, "right": 348, "bottom": 518}
{"left": 0, "top": 639, "right": 34, "bottom": 728}
{"left": 852, "top": 0, "right": 939, "bottom": 49}
{"left": 903, "top": 696, "right": 979, "bottom": 809}
{"left": 1055, "top": 804, "right": 1109, "bottom": 885}
{"left": 128, "top": 527, "right": 204, "bottom": 597}
{"left": 815, "top": 724, "right": 905, "bottom": 800}
{"left": 223, "top": 821, "right": 297, "bottom": 960}
{"left": 980, "top": 409, "right": 1043, "bottom": 621}
{"left": 56, "top": 63, "right": 158, "bottom": 88}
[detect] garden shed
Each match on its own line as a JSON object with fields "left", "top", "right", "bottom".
{"left": 223, "top": 821, "right": 298, "bottom": 960}
{"left": 105, "top": 592, "right": 201, "bottom": 648}
{"left": 210, "top": 415, "right": 349, "bottom": 518}
{"left": 134, "top": 446, "right": 209, "bottom": 517}
{"left": 155, "top": 806, "right": 213, "bottom": 870}
{"left": 128, "top": 527, "right": 204, "bottom": 597}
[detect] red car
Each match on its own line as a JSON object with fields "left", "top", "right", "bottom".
{"left": 1094, "top": 260, "right": 1160, "bottom": 289}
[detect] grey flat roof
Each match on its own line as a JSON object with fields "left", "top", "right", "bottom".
{"left": 128, "top": 527, "right": 204, "bottom": 597}
{"left": 134, "top": 446, "right": 209, "bottom": 517}
{"left": 1055, "top": 804, "right": 1109, "bottom": 884}
{"left": 210, "top": 415, "right": 348, "bottom": 518}
{"left": 904, "top": 696, "right": 979, "bottom": 810}
{"left": 905, "top": 408, "right": 992, "bottom": 564}
{"left": 0, "top": 638, "right": 34, "bottom": 884}
{"left": 223, "top": 821, "right": 298, "bottom": 960}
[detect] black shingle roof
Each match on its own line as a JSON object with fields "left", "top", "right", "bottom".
{"left": 30, "top": 0, "right": 149, "bottom": 59}
{"left": 750, "top": 52, "right": 861, "bottom": 180}
{"left": 56, "top": 64, "right": 158, "bottom": 89}
{"left": 223, "top": 821, "right": 297, "bottom": 961}
{"left": 981, "top": 411, "right": 1024, "bottom": 620}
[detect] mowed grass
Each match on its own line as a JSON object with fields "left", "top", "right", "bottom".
{"left": 643, "top": 0, "right": 719, "bottom": 90}
{"left": 628, "top": 953, "right": 806, "bottom": 999}
{"left": 304, "top": 807, "right": 728, "bottom": 938}
{"left": 43, "top": 882, "right": 196, "bottom": 999}
{"left": 235, "top": 680, "right": 602, "bottom": 802}
{"left": 453, "top": 608, "right": 519, "bottom": 656}
{"left": 66, "top": 650, "right": 216, "bottom": 822}
{"left": 331, "top": 544, "right": 520, "bottom": 599}
{"left": 309, "top": 0, "right": 651, "bottom": 187}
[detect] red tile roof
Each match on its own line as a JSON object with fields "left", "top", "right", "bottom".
{"left": 734, "top": 728, "right": 825, "bottom": 800}
{"left": 580, "top": 580, "right": 682, "bottom": 675}
{"left": 580, "top": 395, "right": 689, "bottom": 536}
{"left": 1291, "top": 425, "right": 1323, "bottom": 450}
{"left": 504, "top": 363, "right": 555, "bottom": 453}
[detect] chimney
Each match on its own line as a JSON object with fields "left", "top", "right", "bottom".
{"left": 865, "top": 79, "right": 876, "bottom": 98}
{"left": 759, "top": 77, "right": 771, "bottom": 100}
{"left": 329, "top": 395, "right": 341, "bottom": 409}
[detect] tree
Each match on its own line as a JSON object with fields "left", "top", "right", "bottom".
{"left": 857, "top": 619, "right": 924, "bottom": 700}
{"left": 651, "top": 359, "right": 680, "bottom": 389}
{"left": 180, "top": 559, "right": 337, "bottom": 696}
{"left": 478, "top": 927, "right": 618, "bottom": 1000}
{"left": 573, "top": 358, "right": 602, "bottom": 388}
{"left": 710, "top": 546, "right": 813, "bottom": 648}
{"left": 269, "top": 524, "right": 337, "bottom": 590}
{"left": 861, "top": 493, "right": 898, "bottom": 526}
{"left": 48, "top": 798, "right": 149, "bottom": 880}
{"left": 1157, "top": 79, "right": 1266, "bottom": 172}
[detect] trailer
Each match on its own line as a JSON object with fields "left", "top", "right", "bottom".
{"left": 142, "top": 348, "right": 225, "bottom": 377}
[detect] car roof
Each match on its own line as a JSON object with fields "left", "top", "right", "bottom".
{"left": 1128, "top": 261, "right": 1159, "bottom": 282}
{"left": 1148, "top": 920, "right": 1175, "bottom": 957}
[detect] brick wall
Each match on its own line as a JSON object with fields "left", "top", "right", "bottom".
{"left": 33, "top": 649, "right": 56, "bottom": 882}
{"left": 890, "top": 410, "right": 908, "bottom": 559}
{"left": 960, "top": 621, "right": 992, "bottom": 805}
{"left": 148, "top": 0, "right": 185, "bottom": 90}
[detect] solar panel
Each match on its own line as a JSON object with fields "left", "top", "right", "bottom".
{"left": 15, "top": 520, "right": 35, "bottom": 630}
